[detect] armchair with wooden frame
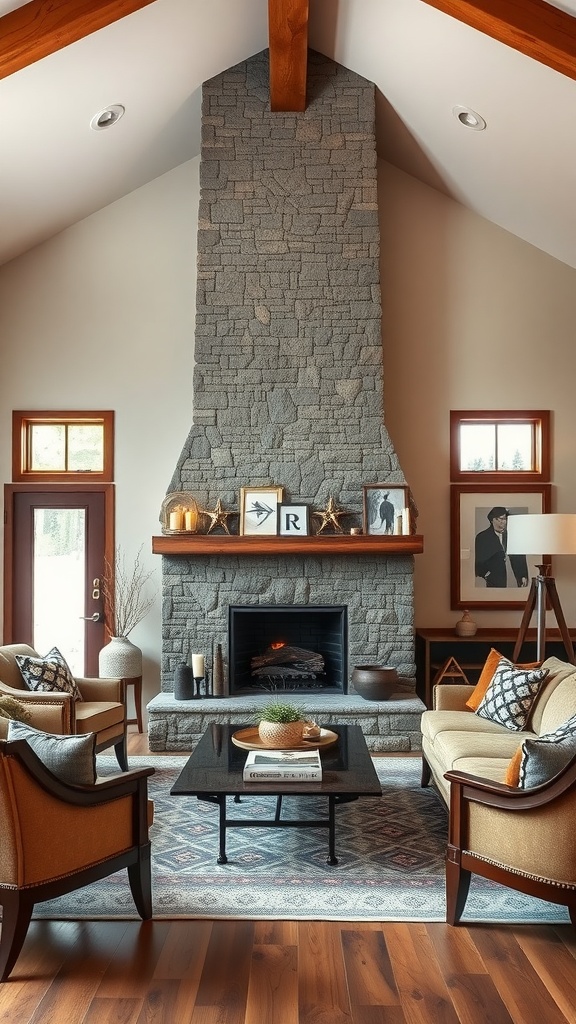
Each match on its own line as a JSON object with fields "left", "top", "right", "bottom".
{"left": 0, "top": 643, "right": 128, "bottom": 771}
{"left": 0, "top": 736, "right": 154, "bottom": 982}
{"left": 445, "top": 757, "right": 576, "bottom": 927}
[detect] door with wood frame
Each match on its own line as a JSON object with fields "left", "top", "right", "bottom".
{"left": 4, "top": 484, "right": 114, "bottom": 676}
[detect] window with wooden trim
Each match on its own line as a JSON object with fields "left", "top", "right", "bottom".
{"left": 12, "top": 411, "right": 114, "bottom": 483}
{"left": 450, "top": 411, "right": 550, "bottom": 483}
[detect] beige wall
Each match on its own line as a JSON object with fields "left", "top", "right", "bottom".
{"left": 0, "top": 158, "right": 200, "bottom": 720}
{"left": 1, "top": 156, "right": 575, "bottom": 721}
{"left": 379, "top": 161, "right": 576, "bottom": 631}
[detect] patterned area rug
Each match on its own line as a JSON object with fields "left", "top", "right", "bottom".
{"left": 33, "top": 755, "right": 570, "bottom": 924}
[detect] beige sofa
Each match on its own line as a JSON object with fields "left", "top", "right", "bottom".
{"left": 0, "top": 643, "right": 128, "bottom": 771}
{"left": 421, "top": 655, "right": 576, "bottom": 925}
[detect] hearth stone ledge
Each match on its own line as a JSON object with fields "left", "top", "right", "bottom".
{"left": 146, "top": 693, "right": 425, "bottom": 753}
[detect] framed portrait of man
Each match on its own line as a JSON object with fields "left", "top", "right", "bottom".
{"left": 451, "top": 484, "right": 551, "bottom": 609}
{"left": 363, "top": 484, "right": 410, "bottom": 536}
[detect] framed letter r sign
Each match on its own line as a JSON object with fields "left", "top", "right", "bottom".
{"left": 279, "top": 504, "right": 310, "bottom": 536}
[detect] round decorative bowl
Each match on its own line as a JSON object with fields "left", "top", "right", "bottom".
{"left": 351, "top": 665, "right": 399, "bottom": 701}
{"left": 257, "top": 720, "right": 305, "bottom": 748}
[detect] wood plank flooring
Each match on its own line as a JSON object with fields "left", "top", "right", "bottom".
{"left": 1, "top": 729, "right": 574, "bottom": 1023}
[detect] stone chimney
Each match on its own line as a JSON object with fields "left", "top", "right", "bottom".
{"left": 160, "top": 49, "right": 415, "bottom": 691}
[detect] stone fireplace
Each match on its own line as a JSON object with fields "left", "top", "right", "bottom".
{"left": 147, "top": 49, "right": 425, "bottom": 751}
{"left": 228, "top": 604, "right": 347, "bottom": 695}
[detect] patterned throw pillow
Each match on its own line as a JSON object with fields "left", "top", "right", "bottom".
{"left": 476, "top": 656, "right": 548, "bottom": 731}
{"left": 16, "top": 647, "right": 82, "bottom": 702}
{"left": 465, "top": 647, "right": 541, "bottom": 711}
{"left": 7, "top": 719, "right": 96, "bottom": 785}
{"left": 517, "top": 714, "right": 576, "bottom": 788}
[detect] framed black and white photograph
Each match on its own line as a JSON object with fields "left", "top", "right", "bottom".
{"left": 363, "top": 484, "right": 410, "bottom": 536}
{"left": 240, "top": 485, "right": 284, "bottom": 536}
{"left": 450, "top": 484, "right": 551, "bottom": 609}
{"left": 278, "top": 504, "right": 310, "bottom": 536}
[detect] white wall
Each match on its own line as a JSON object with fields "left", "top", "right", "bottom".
{"left": 0, "top": 158, "right": 200, "bottom": 720}
{"left": 379, "top": 160, "right": 576, "bottom": 631}
{"left": 2, "top": 156, "right": 576, "bottom": 722}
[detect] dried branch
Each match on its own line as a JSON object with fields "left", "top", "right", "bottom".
{"left": 103, "top": 545, "right": 155, "bottom": 637}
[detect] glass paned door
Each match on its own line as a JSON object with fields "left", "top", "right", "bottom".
{"left": 32, "top": 506, "right": 87, "bottom": 675}
{"left": 8, "top": 490, "right": 108, "bottom": 675}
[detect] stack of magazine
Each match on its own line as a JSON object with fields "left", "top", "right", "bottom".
{"left": 243, "top": 748, "right": 322, "bottom": 782}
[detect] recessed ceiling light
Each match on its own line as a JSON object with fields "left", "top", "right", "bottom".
{"left": 452, "top": 105, "right": 486, "bottom": 131}
{"left": 90, "top": 104, "right": 125, "bottom": 131}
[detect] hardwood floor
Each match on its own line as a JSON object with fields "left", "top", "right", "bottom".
{"left": 1, "top": 729, "right": 575, "bottom": 1023}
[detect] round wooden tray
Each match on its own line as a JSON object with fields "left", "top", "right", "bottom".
{"left": 231, "top": 726, "right": 339, "bottom": 751}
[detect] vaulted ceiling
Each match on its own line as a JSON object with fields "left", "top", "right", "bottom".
{"left": 1, "top": 0, "right": 576, "bottom": 268}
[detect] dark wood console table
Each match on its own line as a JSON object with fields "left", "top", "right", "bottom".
{"left": 415, "top": 627, "right": 576, "bottom": 708}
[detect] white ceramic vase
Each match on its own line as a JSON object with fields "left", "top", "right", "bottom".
{"left": 98, "top": 635, "right": 142, "bottom": 678}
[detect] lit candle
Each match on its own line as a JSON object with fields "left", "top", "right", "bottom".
{"left": 169, "top": 509, "right": 183, "bottom": 531}
{"left": 184, "top": 508, "right": 198, "bottom": 532}
{"left": 192, "top": 653, "right": 205, "bottom": 678}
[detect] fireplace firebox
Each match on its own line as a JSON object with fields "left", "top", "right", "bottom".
{"left": 228, "top": 605, "right": 348, "bottom": 695}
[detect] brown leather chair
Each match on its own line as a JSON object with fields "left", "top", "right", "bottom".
{"left": 0, "top": 736, "right": 153, "bottom": 981}
{"left": 0, "top": 644, "right": 128, "bottom": 771}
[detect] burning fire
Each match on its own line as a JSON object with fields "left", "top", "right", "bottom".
{"left": 270, "top": 642, "right": 286, "bottom": 650}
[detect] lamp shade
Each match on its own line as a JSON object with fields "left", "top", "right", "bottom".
{"left": 506, "top": 514, "right": 576, "bottom": 555}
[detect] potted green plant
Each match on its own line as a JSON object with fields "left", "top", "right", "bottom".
{"left": 257, "top": 699, "right": 308, "bottom": 748}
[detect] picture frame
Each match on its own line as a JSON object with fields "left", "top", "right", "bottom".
{"left": 278, "top": 504, "right": 310, "bottom": 537}
{"left": 240, "top": 486, "right": 284, "bottom": 536}
{"left": 450, "top": 483, "right": 552, "bottom": 609}
{"left": 363, "top": 484, "right": 411, "bottom": 536}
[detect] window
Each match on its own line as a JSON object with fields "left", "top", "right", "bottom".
{"left": 13, "top": 411, "right": 114, "bottom": 483}
{"left": 450, "top": 411, "right": 550, "bottom": 483}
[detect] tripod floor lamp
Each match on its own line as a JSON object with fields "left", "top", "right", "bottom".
{"left": 506, "top": 513, "right": 576, "bottom": 665}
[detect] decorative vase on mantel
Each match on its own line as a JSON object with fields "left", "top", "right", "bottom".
{"left": 99, "top": 635, "right": 142, "bottom": 680}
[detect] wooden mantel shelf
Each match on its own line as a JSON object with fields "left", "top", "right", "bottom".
{"left": 152, "top": 534, "right": 424, "bottom": 556}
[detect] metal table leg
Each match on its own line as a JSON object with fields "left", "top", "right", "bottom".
{"left": 217, "top": 795, "right": 227, "bottom": 864}
{"left": 327, "top": 795, "right": 338, "bottom": 865}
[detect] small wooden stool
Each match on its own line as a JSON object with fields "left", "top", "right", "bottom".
{"left": 124, "top": 676, "right": 143, "bottom": 733}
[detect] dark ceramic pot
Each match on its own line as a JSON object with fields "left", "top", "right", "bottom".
{"left": 174, "top": 662, "right": 194, "bottom": 700}
{"left": 351, "top": 665, "right": 399, "bottom": 701}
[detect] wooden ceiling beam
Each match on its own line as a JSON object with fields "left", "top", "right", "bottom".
{"left": 268, "top": 0, "right": 309, "bottom": 111}
{"left": 0, "top": 0, "right": 157, "bottom": 80}
{"left": 1, "top": 0, "right": 575, "bottom": 89}
{"left": 422, "top": 0, "right": 576, "bottom": 82}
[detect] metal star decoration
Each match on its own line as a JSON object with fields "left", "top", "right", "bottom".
{"left": 311, "top": 495, "right": 347, "bottom": 534}
{"left": 199, "top": 499, "right": 238, "bottom": 535}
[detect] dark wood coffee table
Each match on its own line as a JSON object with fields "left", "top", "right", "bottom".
{"left": 170, "top": 723, "right": 382, "bottom": 865}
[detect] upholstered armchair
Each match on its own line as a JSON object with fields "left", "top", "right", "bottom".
{"left": 445, "top": 757, "right": 576, "bottom": 926}
{"left": 0, "top": 644, "right": 128, "bottom": 771}
{"left": 0, "top": 736, "right": 154, "bottom": 982}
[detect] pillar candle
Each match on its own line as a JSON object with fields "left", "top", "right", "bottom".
{"left": 184, "top": 508, "right": 198, "bottom": 532}
{"left": 192, "top": 653, "right": 205, "bottom": 678}
{"left": 169, "top": 509, "right": 183, "bottom": 531}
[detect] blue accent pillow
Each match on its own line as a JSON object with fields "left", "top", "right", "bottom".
{"left": 518, "top": 713, "right": 576, "bottom": 788}
{"left": 7, "top": 719, "right": 96, "bottom": 785}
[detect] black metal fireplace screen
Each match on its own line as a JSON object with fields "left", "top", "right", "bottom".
{"left": 228, "top": 605, "right": 348, "bottom": 695}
